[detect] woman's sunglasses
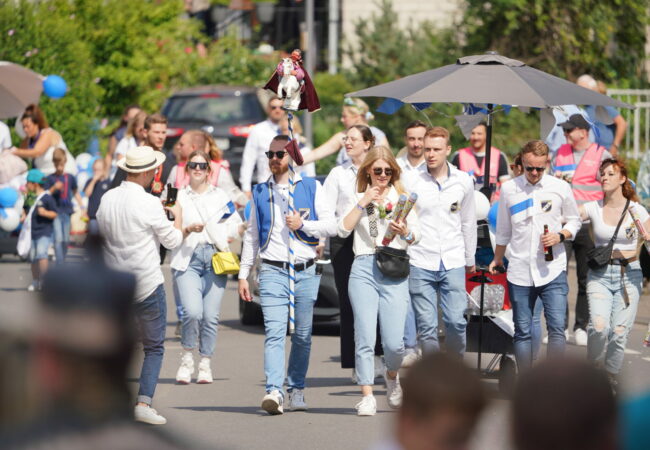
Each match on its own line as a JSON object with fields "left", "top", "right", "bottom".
{"left": 372, "top": 167, "right": 393, "bottom": 176}
{"left": 187, "top": 161, "right": 209, "bottom": 170}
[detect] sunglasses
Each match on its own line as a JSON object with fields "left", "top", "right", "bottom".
{"left": 187, "top": 161, "right": 209, "bottom": 170}
{"left": 265, "top": 150, "right": 287, "bottom": 159}
{"left": 372, "top": 167, "right": 393, "bottom": 176}
{"left": 270, "top": 106, "right": 284, "bottom": 110}
{"left": 524, "top": 166, "right": 545, "bottom": 173}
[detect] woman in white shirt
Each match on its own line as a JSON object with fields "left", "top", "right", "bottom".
{"left": 112, "top": 111, "right": 147, "bottom": 177}
{"left": 171, "top": 150, "right": 245, "bottom": 384}
{"left": 339, "top": 146, "right": 419, "bottom": 416}
{"left": 581, "top": 158, "right": 650, "bottom": 382}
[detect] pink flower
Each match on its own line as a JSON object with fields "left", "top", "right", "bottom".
{"left": 8, "top": 29, "right": 14, "bottom": 36}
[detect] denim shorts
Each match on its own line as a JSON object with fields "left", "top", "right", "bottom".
{"left": 30, "top": 235, "right": 52, "bottom": 262}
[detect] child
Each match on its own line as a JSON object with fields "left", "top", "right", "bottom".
{"left": 25, "top": 169, "right": 57, "bottom": 291}
{"left": 44, "top": 148, "right": 84, "bottom": 263}
{"left": 83, "top": 158, "right": 110, "bottom": 236}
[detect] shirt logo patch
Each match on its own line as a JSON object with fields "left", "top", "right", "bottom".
{"left": 450, "top": 201, "right": 459, "bottom": 213}
{"left": 625, "top": 224, "right": 636, "bottom": 240}
{"left": 298, "top": 208, "right": 311, "bottom": 220}
{"left": 541, "top": 200, "right": 553, "bottom": 212}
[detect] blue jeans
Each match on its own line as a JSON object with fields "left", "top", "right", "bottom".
{"left": 409, "top": 265, "right": 467, "bottom": 356}
{"left": 133, "top": 284, "right": 167, "bottom": 405}
{"left": 508, "top": 272, "right": 568, "bottom": 370}
{"left": 587, "top": 261, "right": 642, "bottom": 374}
{"left": 172, "top": 275, "right": 184, "bottom": 321}
{"left": 173, "top": 244, "right": 227, "bottom": 357}
{"left": 52, "top": 213, "right": 70, "bottom": 263}
{"left": 532, "top": 297, "right": 543, "bottom": 360}
{"left": 404, "top": 300, "right": 417, "bottom": 350}
{"left": 348, "top": 255, "right": 408, "bottom": 386}
{"left": 30, "top": 235, "right": 52, "bottom": 262}
{"left": 258, "top": 262, "right": 321, "bottom": 394}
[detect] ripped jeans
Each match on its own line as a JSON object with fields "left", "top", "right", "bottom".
{"left": 587, "top": 261, "right": 642, "bottom": 375}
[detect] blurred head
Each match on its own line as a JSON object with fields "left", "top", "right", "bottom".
{"left": 397, "top": 353, "right": 487, "bottom": 450}
{"left": 21, "top": 104, "right": 48, "bottom": 138}
{"left": 267, "top": 97, "right": 285, "bottom": 123}
{"left": 178, "top": 130, "right": 207, "bottom": 162}
{"left": 423, "top": 127, "right": 451, "bottom": 172}
{"left": 126, "top": 111, "right": 147, "bottom": 143}
{"left": 120, "top": 104, "right": 141, "bottom": 126}
{"left": 290, "top": 49, "right": 303, "bottom": 63}
{"left": 404, "top": 121, "right": 428, "bottom": 159}
{"left": 469, "top": 123, "right": 487, "bottom": 152}
{"left": 144, "top": 114, "right": 168, "bottom": 150}
{"left": 512, "top": 358, "right": 617, "bottom": 450}
{"left": 267, "top": 135, "right": 290, "bottom": 176}
{"left": 510, "top": 153, "right": 523, "bottom": 177}
{"left": 600, "top": 158, "right": 638, "bottom": 201}
{"left": 357, "top": 146, "right": 404, "bottom": 194}
{"left": 576, "top": 74, "right": 598, "bottom": 91}
{"left": 52, "top": 148, "right": 67, "bottom": 174}
{"left": 341, "top": 98, "right": 372, "bottom": 128}
{"left": 91, "top": 158, "right": 106, "bottom": 176}
{"left": 521, "top": 140, "right": 549, "bottom": 185}
{"left": 559, "top": 114, "right": 591, "bottom": 148}
{"left": 343, "top": 125, "right": 374, "bottom": 161}
{"left": 185, "top": 150, "right": 211, "bottom": 186}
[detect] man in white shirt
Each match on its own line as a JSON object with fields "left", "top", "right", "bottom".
{"left": 489, "top": 140, "right": 581, "bottom": 371}
{"left": 97, "top": 146, "right": 186, "bottom": 425}
{"left": 405, "top": 127, "right": 476, "bottom": 357}
{"left": 238, "top": 135, "right": 336, "bottom": 415}
{"left": 240, "top": 97, "right": 286, "bottom": 197}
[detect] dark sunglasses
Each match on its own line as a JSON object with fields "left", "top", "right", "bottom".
{"left": 372, "top": 167, "right": 393, "bottom": 176}
{"left": 187, "top": 161, "right": 209, "bottom": 170}
{"left": 270, "top": 106, "right": 284, "bottom": 110}
{"left": 265, "top": 150, "right": 287, "bottom": 159}
{"left": 524, "top": 166, "right": 545, "bottom": 173}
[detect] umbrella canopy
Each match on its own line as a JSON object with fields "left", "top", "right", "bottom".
{"left": 0, "top": 61, "right": 44, "bottom": 120}
{"left": 348, "top": 53, "right": 632, "bottom": 109}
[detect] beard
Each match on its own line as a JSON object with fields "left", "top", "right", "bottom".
{"left": 270, "top": 163, "right": 288, "bottom": 175}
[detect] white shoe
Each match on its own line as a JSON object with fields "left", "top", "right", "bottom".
{"left": 134, "top": 405, "right": 167, "bottom": 425}
{"left": 374, "top": 356, "right": 386, "bottom": 383}
{"left": 197, "top": 357, "right": 212, "bottom": 384}
{"left": 574, "top": 328, "right": 588, "bottom": 347}
{"left": 385, "top": 371, "right": 403, "bottom": 409}
{"left": 401, "top": 349, "right": 420, "bottom": 368}
{"left": 288, "top": 389, "right": 308, "bottom": 411}
{"left": 543, "top": 330, "right": 570, "bottom": 344}
{"left": 261, "top": 390, "right": 284, "bottom": 415}
{"left": 175, "top": 351, "right": 194, "bottom": 384}
{"left": 27, "top": 281, "right": 39, "bottom": 292}
{"left": 355, "top": 395, "right": 377, "bottom": 416}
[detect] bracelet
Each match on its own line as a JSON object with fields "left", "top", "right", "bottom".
{"left": 355, "top": 203, "right": 365, "bottom": 212}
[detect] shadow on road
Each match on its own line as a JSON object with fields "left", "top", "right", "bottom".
{"left": 174, "top": 405, "right": 357, "bottom": 415}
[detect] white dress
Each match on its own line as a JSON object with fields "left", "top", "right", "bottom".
{"left": 33, "top": 128, "right": 78, "bottom": 175}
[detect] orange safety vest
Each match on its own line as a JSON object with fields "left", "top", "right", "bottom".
{"left": 174, "top": 159, "right": 228, "bottom": 188}
{"left": 457, "top": 146, "right": 502, "bottom": 202}
{"left": 554, "top": 143, "right": 604, "bottom": 204}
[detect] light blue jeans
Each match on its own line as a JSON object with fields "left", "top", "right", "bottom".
{"left": 173, "top": 244, "right": 227, "bottom": 357}
{"left": 52, "top": 213, "right": 71, "bottom": 263}
{"left": 348, "top": 255, "right": 408, "bottom": 386}
{"left": 409, "top": 265, "right": 467, "bottom": 356}
{"left": 587, "top": 261, "right": 642, "bottom": 375}
{"left": 258, "top": 262, "right": 321, "bottom": 394}
{"left": 404, "top": 300, "right": 417, "bottom": 350}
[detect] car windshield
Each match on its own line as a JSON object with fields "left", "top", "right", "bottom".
{"left": 164, "top": 94, "right": 263, "bottom": 123}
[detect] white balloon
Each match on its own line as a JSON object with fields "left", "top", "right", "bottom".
{"left": 0, "top": 208, "right": 20, "bottom": 232}
{"left": 76, "top": 171, "right": 89, "bottom": 196}
{"left": 474, "top": 190, "right": 491, "bottom": 220}
{"left": 75, "top": 153, "right": 93, "bottom": 172}
{"left": 13, "top": 193, "right": 24, "bottom": 213}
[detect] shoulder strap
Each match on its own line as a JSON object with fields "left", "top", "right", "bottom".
{"left": 610, "top": 199, "right": 631, "bottom": 244}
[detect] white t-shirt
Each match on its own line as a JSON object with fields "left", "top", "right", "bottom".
{"left": 583, "top": 200, "right": 649, "bottom": 252}
{"left": 0, "top": 121, "right": 11, "bottom": 150}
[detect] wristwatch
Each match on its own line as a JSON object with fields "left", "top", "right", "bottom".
{"left": 558, "top": 232, "right": 565, "bottom": 243}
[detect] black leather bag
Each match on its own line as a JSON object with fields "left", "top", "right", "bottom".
{"left": 586, "top": 199, "right": 629, "bottom": 270}
{"left": 375, "top": 246, "right": 410, "bottom": 279}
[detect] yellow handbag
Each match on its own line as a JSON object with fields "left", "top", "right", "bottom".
{"left": 211, "top": 248, "right": 240, "bottom": 275}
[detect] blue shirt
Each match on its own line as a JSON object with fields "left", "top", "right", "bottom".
{"left": 585, "top": 105, "right": 619, "bottom": 149}
{"left": 44, "top": 173, "right": 78, "bottom": 215}
{"left": 31, "top": 193, "right": 57, "bottom": 240}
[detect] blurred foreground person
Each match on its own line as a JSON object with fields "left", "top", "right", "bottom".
{"left": 512, "top": 358, "right": 617, "bottom": 450}
{"left": 0, "top": 238, "right": 188, "bottom": 449}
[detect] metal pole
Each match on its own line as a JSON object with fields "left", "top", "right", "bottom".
{"left": 287, "top": 113, "right": 297, "bottom": 334}
{"left": 328, "top": 0, "right": 339, "bottom": 74}
{"left": 480, "top": 104, "right": 494, "bottom": 200}
{"left": 303, "top": 0, "right": 315, "bottom": 146}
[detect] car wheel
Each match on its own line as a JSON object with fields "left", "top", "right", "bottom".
{"left": 239, "top": 296, "right": 263, "bottom": 325}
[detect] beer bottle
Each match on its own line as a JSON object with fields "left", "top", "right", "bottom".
{"left": 543, "top": 224, "right": 553, "bottom": 261}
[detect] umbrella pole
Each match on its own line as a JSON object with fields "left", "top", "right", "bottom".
{"left": 480, "top": 103, "right": 494, "bottom": 200}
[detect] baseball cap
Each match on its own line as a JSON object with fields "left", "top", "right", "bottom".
{"left": 26, "top": 168, "right": 45, "bottom": 184}
{"left": 558, "top": 114, "right": 591, "bottom": 131}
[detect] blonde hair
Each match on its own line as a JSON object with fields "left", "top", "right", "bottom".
{"left": 125, "top": 111, "right": 147, "bottom": 139}
{"left": 343, "top": 98, "right": 374, "bottom": 122}
{"left": 203, "top": 132, "right": 222, "bottom": 161}
{"left": 52, "top": 147, "right": 67, "bottom": 164}
{"left": 356, "top": 146, "right": 405, "bottom": 194}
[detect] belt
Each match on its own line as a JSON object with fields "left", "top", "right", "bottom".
{"left": 609, "top": 256, "right": 637, "bottom": 266}
{"left": 261, "top": 259, "right": 315, "bottom": 272}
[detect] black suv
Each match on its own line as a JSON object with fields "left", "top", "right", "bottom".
{"left": 161, "top": 85, "right": 266, "bottom": 185}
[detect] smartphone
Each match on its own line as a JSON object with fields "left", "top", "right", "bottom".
{"left": 165, "top": 184, "right": 178, "bottom": 221}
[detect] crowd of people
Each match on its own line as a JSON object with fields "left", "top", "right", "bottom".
{"left": 0, "top": 71, "right": 649, "bottom": 450}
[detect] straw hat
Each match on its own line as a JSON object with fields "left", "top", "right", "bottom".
{"left": 116, "top": 146, "right": 166, "bottom": 173}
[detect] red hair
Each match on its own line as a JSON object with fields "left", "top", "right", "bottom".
{"left": 599, "top": 158, "right": 638, "bottom": 202}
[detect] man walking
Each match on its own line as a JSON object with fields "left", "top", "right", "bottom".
{"left": 405, "top": 127, "right": 476, "bottom": 356}
{"left": 98, "top": 146, "right": 189, "bottom": 424}
{"left": 238, "top": 135, "right": 336, "bottom": 415}
{"left": 490, "top": 140, "right": 581, "bottom": 371}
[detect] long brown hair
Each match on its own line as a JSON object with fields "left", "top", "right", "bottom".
{"left": 356, "top": 146, "right": 405, "bottom": 194}
{"left": 599, "top": 158, "right": 638, "bottom": 202}
{"left": 21, "top": 104, "right": 48, "bottom": 129}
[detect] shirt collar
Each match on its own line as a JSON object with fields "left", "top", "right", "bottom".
{"left": 268, "top": 172, "right": 303, "bottom": 187}
{"left": 398, "top": 153, "right": 425, "bottom": 170}
{"left": 522, "top": 174, "right": 547, "bottom": 188}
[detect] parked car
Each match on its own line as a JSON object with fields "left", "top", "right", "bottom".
{"left": 0, "top": 230, "right": 18, "bottom": 258}
{"left": 161, "top": 85, "right": 266, "bottom": 185}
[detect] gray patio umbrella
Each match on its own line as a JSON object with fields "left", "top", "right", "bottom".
{"left": 0, "top": 61, "right": 43, "bottom": 120}
{"left": 347, "top": 52, "right": 633, "bottom": 195}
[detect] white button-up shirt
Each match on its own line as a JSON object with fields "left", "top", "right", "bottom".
{"left": 239, "top": 175, "right": 337, "bottom": 280}
{"left": 404, "top": 163, "right": 477, "bottom": 271}
{"left": 322, "top": 160, "right": 359, "bottom": 218}
{"left": 496, "top": 174, "right": 581, "bottom": 287}
{"left": 97, "top": 181, "right": 183, "bottom": 302}
{"left": 239, "top": 119, "right": 281, "bottom": 192}
{"left": 397, "top": 153, "right": 426, "bottom": 174}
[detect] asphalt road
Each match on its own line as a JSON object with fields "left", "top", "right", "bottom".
{"left": 1, "top": 254, "right": 649, "bottom": 449}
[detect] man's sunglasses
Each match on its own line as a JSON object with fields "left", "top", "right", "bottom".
{"left": 372, "top": 167, "right": 393, "bottom": 176}
{"left": 187, "top": 161, "right": 209, "bottom": 170}
{"left": 265, "top": 150, "right": 287, "bottom": 159}
{"left": 524, "top": 166, "right": 545, "bottom": 173}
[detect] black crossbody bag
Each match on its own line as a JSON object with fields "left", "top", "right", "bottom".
{"left": 367, "top": 204, "right": 410, "bottom": 279}
{"left": 586, "top": 199, "right": 629, "bottom": 270}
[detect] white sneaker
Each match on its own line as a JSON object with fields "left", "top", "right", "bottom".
{"left": 355, "top": 395, "right": 377, "bottom": 416}
{"left": 543, "top": 330, "right": 570, "bottom": 344}
{"left": 27, "top": 281, "right": 39, "bottom": 292}
{"left": 261, "top": 390, "right": 284, "bottom": 415}
{"left": 401, "top": 349, "right": 420, "bottom": 368}
{"left": 134, "top": 405, "right": 167, "bottom": 425}
{"left": 385, "top": 371, "right": 403, "bottom": 409}
{"left": 175, "top": 351, "right": 194, "bottom": 384}
{"left": 197, "top": 357, "right": 212, "bottom": 384}
{"left": 288, "top": 389, "right": 308, "bottom": 411}
{"left": 374, "top": 356, "right": 386, "bottom": 383}
{"left": 574, "top": 328, "right": 588, "bottom": 347}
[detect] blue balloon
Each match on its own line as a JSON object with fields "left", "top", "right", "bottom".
{"left": 488, "top": 201, "right": 499, "bottom": 230}
{"left": 0, "top": 187, "right": 19, "bottom": 208}
{"left": 43, "top": 75, "right": 67, "bottom": 99}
